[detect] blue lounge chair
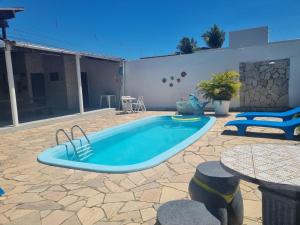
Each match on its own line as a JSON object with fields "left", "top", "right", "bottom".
{"left": 0, "top": 188, "right": 4, "bottom": 196}
{"left": 236, "top": 107, "right": 300, "bottom": 121}
{"left": 225, "top": 118, "right": 300, "bottom": 139}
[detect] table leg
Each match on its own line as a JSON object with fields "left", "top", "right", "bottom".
{"left": 259, "top": 186, "right": 300, "bottom": 225}
{"left": 107, "top": 96, "right": 111, "bottom": 108}
{"left": 113, "top": 95, "right": 117, "bottom": 109}
{"left": 100, "top": 96, "right": 103, "bottom": 108}
{"left": 131, "top": 101, "right": 135, "bottom": 113}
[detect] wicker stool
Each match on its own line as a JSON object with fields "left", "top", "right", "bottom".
{"left": 189, "top": 161, "right": 244, "bottom": 225}
{"left": 156, "top": 200, "right": 220, "bottom": 225}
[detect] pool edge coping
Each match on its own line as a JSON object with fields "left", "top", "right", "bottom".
{"left": 37, "top": 115, "right": 216, "bottom": 173}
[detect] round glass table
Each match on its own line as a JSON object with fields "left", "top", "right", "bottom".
{"left": 220, "top": 144, "right": 300, "bottom": 225}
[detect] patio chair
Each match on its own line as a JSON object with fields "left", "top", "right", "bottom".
{"left": 132, "top": 96, "right": 146, "bottom": 112}
{"left": 236, "top": 106, "right": 300, "bottom": 121}
{"left": 225, "top": 118, "right": 300, "bottom": 139}
{"left": 121, "top": 96, "right": 134, "bottom": 113}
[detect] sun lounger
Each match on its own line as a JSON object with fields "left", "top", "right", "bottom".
{"left": 0, "top": 188, "right": 5, "bottom": 196}
{"left": 236, "top": 107, "right": 300, "bottom": 121}
{"left": 225, "top": 118, "right": 300, "bottom": 139}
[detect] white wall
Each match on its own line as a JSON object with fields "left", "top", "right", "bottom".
{"left": 80, "top": 58, "right": 121, "bottom": 108}
{"left": 125, "top": 40, "right": 300, "bottom": 110}
{"left": 24, "top": 53, "right": 68, "bottom": 110}
{"left": 42, "top": 55, "right": 68, "bottom": 109}
{"left": 229, "top": 26, "right": 268, "bottom": 48}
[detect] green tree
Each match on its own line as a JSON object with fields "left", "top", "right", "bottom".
{"left": 177, "top": 37, "right": 198, "bottom": 54}
{"left": 202, "top": 24, "right": 225, "bottom": 48}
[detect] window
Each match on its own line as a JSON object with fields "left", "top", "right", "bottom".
{"left": 49, "top": 72, "right": 59, "bottom": 81}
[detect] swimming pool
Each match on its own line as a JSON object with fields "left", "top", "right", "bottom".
{"left": 38, "top": 115, "right": 215, "bottom": 173}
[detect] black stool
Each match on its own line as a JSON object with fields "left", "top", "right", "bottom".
{"left": 189, "top": 161, "right": 244, "bottom": 225}
{"left": 156, "top": 200, "right": 220, "bottom": 225}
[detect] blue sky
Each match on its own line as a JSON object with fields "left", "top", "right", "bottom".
{"left": 1, "top": 0, "right": 300, "bottom": 59}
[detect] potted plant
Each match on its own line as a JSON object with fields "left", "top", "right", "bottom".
{"left": 197, "top": 70, "right": 241, "bottom": 115}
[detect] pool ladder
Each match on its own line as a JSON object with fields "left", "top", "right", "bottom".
{"left": 56, "top": 125, "right": 94, "bottom": 161}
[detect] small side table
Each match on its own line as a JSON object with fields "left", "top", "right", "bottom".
{"left": 100, "top": 95, "right": 116, "bottom": 108}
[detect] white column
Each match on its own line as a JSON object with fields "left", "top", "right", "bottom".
{"left": 75, "top": 54, "right": 84, "bottom": 114}
{"left": 4, "top": 42, "right": 19, "bottom": 126}
{"left": 122, "top": 60, "right": 125, "bottom": 96}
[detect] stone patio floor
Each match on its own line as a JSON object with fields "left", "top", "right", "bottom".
{"left": 0, "top": 110, "right": 299, "bottom": 225}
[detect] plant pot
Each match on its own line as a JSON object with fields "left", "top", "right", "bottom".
{"left": 213, "top": 100, "right": 230, "bottom": 115}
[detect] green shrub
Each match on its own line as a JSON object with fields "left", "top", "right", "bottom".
{"left": 197, "top": 70, "right": 241, "bottom": 100}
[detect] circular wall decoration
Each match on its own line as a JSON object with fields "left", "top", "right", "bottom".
{"left": 181, "top": 72, "right": 187, "bottom": 77}
{"left": 160, "top": 71, "right": 187, "bottom": 88}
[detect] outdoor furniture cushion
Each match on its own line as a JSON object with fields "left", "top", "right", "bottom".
{"left": 225, "top": 118, "right": 300, "bottom": 139}
{"left": 156, "top": 199, "right": 220, "bottom": 225}
{"left": 236, "top": 107, "right": 300, "bottom": 121}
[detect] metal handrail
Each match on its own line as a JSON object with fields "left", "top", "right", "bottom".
{"left": 56, "top": 129, "right": 78, "bottom": 159}
{"left": 70, "top": 125, "right": 91, "bottom": 144}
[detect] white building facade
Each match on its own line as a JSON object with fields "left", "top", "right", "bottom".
{"left": 125, "top": 39, "right": 300, "bottom": 110}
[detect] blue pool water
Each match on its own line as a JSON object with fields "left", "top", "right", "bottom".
{"left": 38, "top": 115, "right": 215, "bottom": 173}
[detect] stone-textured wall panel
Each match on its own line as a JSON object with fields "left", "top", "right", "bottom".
{"left": 240, "top": 59, "right": 289, "bottom": 110}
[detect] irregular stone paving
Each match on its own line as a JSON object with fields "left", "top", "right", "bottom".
{"left": 0, "top": 110, "right": 299, "bottom": 225}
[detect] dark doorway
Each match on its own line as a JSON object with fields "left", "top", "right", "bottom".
{"left": 81, "top": 72, "right": 89, "bottom": 107}
{"left": 31, "top": 73, "right": 46, "bottom": 105}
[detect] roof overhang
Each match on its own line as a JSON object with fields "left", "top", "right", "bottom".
{"left": 12, "top": 40, "right": 122, "bottom": 62}
{"left": 0, "top": 7, "right": 24, "bottom": 20}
